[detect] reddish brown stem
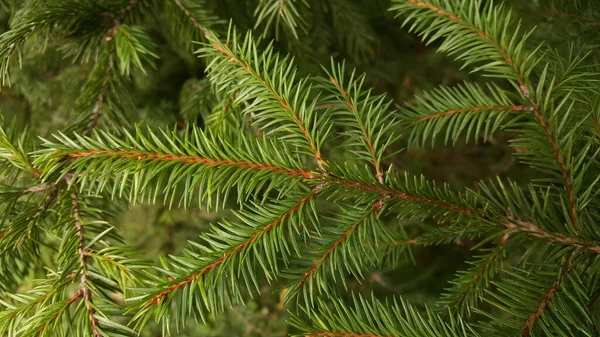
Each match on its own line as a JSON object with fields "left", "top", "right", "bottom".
{"left": 65, "top": 149, "right": 314, "bottom": 179}
{"left": 36, "top": 289, "right": 83, "bottom": 336}
{"left": 330, "top": 178, "right": 474, "bottom": 215}
{"left": 173, "top": 0, "right": 209, "bottom": 36}
{"left": 454, "top": 232, "right": 511, "bottom": 304}
{"left": 412, "top": 105, "right": 533, "bottom": 124}
{"left": 84, "top": 250, "right": 130, "bottom": 275}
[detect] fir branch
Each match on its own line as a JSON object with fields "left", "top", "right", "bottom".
{"left": 392, "top": 0, "right": 535, "bottom": 89}
{"left": 39, "top": 126, "right": 480, "bottom": 220}
{"left": 520, "top": 248, "right": 578, "bottom": 336}
{"left": 83, "top": 54, "right": 113, "bottom": 136}
{"left": 68, "top": 188, "right": 101, "bottom": 337}
{"left": 330, "top": 76, "right": 384, "bottom": 182}
{"left": 35, "top": 289, "right": 84, "bottom": 336}
{"left": 371, "top": 239, "right": 419, "bottom": 247}
{"left": 291, "top": 197, "right": 390, "bottom": 298}
{"left": 16, "top": 185, "right": 58, "bottom": 247}
{"left": 143, "top": 187, "right": 321, "bottom": 307}
{"left": 201, "top": 29, "right": 329, "bottom": 170}
{"left": 253, "top": 0, "right": 309, "bottom": 39}
{"left": 440, "top": 232, "right": 513, "bottom": 315}
{"left": 530, "top": 104, "right": 578, "bottom": 230}
{"left": 322, "top": 62, "right": 398, "bottom": 183}
{"left": 291, "top": 294, "right": 476, "bottom": 337}
{"left": 303, "top": 332, "right": 390, "bottom": 337}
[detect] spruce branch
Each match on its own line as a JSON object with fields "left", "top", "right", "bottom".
{"left": 285, "top": 197, "right": 392, "bottom": 304}
{"left": 519, "top": 248, "right": 578, "bottom": 336}
{"left": 529, "top": 103, "right": 578, "bottom": 230}
{"left": 200, "top": 29, "right": 330, "bottom": 170}
{"left": 146, "top": 188, "right": 320, "bottom": 306}
{"left": 401, "top": 82, "right": 532, "bottom": 146}
{"left": 68, "top": 187, "right": 101, "bottom": 337}
{"left": 321, "top": 61, "right": 398, "bottom": 183}
{"left": 391, "top": 0, "right": 539, "bottom": 88}
{"left": 130, "top": 188, "right": 322, "bottom": 330}
{"left": 439, "top": 233, "right": 513, "bottom": 315}
{"left": 410, "top": 105, "right": 532, "bottom": 124}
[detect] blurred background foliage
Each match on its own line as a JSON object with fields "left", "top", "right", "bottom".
{"left": 0, "top": 0, "right": 584, "bottom": 335}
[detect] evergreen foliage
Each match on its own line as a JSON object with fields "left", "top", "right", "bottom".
{"left": 0, "top": 0, "right": 599, "bottom": 336}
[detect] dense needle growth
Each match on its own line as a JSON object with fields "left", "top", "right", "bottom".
{"left": 0, "top": 0, "right": 599, "bottom": 336}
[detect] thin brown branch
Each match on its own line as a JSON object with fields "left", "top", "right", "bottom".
{"left": 147, "top": 187, "right": 322, "bottom": 306}
{"left": 23, "top": 182, "right": 55, "bottom": 194}
{"left": 330, "top": 178, "right": 475, "bottom": 215}
{"left": 32, "top": 274, "right": 76, "bottom": 307}
{"left": 520, "top": 248, "right": 578, "bottom": 336}
{"left": 18, "top": 185, "right": 59, "bottom": 246}
{"left": 369, "top": 239, "right": 418, "bottom": 247}
{"left": 411, "top": 105, "right": 533, "bottom": 124}
{"left": 56, "top": 146, "right": 480, "bottom": 217}
{"left": 454, "top": 232, "right": 511, "bottom": 304}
